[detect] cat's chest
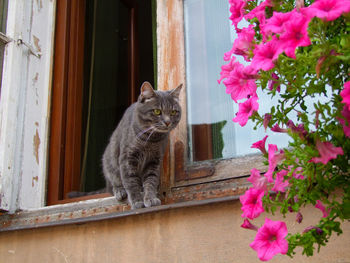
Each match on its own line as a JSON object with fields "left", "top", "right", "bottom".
{"left": 128, "top": 144, "right": 161, "bottom": 170}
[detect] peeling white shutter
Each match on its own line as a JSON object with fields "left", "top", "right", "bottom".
{"left": 0, "top": 0, "right": 56, "bottom": 212}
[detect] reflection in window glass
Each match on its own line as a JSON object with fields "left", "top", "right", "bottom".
{"left": 184, "top": 0, "right": 289, "bottom": 163}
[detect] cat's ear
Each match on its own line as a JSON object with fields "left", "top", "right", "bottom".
{"left": 139, "top": 81, "right": 156, "bottom": 102}
{"left": 171, "top": 84, "right": 183, "bottom": 99}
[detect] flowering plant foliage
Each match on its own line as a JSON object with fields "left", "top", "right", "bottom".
{"left": 219, "top": 0, "right": 350, "bottom": 260}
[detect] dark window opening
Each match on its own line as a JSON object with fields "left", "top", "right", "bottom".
{"left": 48, "top": 0, "right": 155, "bottom": 205}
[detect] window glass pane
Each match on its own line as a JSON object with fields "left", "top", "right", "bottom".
{"left": 184, "top": 0, "right": 289, "bottom": 163}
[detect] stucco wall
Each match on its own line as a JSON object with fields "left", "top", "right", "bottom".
{"left": 0, "top": 200, "right": 349, "bottom": 263}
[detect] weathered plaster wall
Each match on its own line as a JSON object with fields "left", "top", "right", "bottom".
{"left": 0, "top": 200, "right": 349, "bottom": 263}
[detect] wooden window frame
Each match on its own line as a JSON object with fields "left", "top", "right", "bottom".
{"left": 157, "top": 0, "right": 266, "bottom": 204}
{"left": 48, "top": 0, "right": 139, "bottom": 205}
{"left": 47, "top": 0, "right": 263, "bottom": 207}
{"left": 0, "top": 0, "right": 266, "bottom": 230}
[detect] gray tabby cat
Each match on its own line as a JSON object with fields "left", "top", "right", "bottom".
{"left": 102, "top": 81, "right": 182, "bottom": 209}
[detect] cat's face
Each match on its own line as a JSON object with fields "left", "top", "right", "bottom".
{"left": 137, "top": 82, "right": 182, "bottom": 133}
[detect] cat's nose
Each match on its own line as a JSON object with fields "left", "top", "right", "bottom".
{"left": 163, "top": 117, "right": 171, "bottom": 127}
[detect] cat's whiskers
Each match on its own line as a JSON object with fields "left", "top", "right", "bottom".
{"left": 136, "top": 126, "right": 154, "bottom": 138}
{"left": 136, "top": 126, "right": 157, "bottom": 145}
{"left": 144, "top": 128, "right": 156, "bottom": 144}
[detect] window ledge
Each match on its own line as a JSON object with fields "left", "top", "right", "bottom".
{"left": 0, "top": 176, "right": 252, "bottom": 232}
{"left": 0, "top": 195, "right": 242, "bottom": 232}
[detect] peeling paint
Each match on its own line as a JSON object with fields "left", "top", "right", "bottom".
{"left": 32, "top": 73, "right": 40, "bottom": 105}
{"left": 34, "top": 87, "right": 39, "bottom": 105}
{"left": 32, "top": 176, "right": 38, "bottom": 187}
{"left": 36, "top": 0, "right": 43, "bottom": 12}
{"left": 33, "top": 129, "right": 40, "bottom": 165}
{"left": 32, "top": 73, "right": 39, "bottom": 85}
{"left": 32, "top": 35, "right": 42, "bottom": 54}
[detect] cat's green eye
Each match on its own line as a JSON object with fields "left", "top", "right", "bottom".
{"left": 153, "top": 109, "right": 162, "bottom": 115}
{"left": 170, "top": 110, "right": 177, "bottom": 116}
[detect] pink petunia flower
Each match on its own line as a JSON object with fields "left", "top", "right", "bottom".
{"left": 251, "top": 37, "right": 283, "bottom": 71}
{"left": 223, "top": 63, "right": 258, "bottom": 102}
{"left": 341, "top": 81, "right": 350, "bottom": 111}
{"left": 251, "top": 135, "right": 268, "bottom": 155}
{"left": 279, "top": 11, "right": 311, "bottom": 59}
{"left": 250, "top": 218, "right": 289, "bottom": 261}
{"left": 301, "top": 0, "right": 350, "bottom": 21}
{"left": 245, "top": 0, "right": 273, "bottom": 26}
{"left": 310, "top": 140, "right": 344, "bottom": 165}
{"left": 218, "top": 57, "right": 237, "bottom": 84}
{"left": 315, "top": 200, "right": 331, "bottom": 218}
{"left": 241, "top": 219, "right": 259, "bottom": 231}
{"left": 339, "top": 105, "right": 350, "bottom": 137}
{"left": 247, "top": 168, "right": 268, "bottom": 192}
{"left": 262, "top": 11, "right": 293, "bottom": 37}
{"left": 223, "top": 50, "right": 234, "bottom": 62}
{"left": 240, "top": 187, "right": 265, "bottom": 219}
{"left": 271, "top": 170, "right": 289, "bottom": 193}
{"left": 233, "top": 95, "right": 259, "bottom": 127}
{"left": 265, "top": 144, "right": 285, "bottom": 182}
{"left": 229, "top": 0, "right": 247, "bottom": 29}
{"left": 231, "top": 24, "right": 256, "bottom": 62}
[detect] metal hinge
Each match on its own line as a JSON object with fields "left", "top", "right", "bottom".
{"left": 0, "top": 32, "right": 41, "bottom": 58}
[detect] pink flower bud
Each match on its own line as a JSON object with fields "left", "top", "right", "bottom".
{"left": 241, "top": 219, "right": 259, "bottom": 231}
{"left": 315, "top": 200, "right": 331, "bottom": 218}
{"left": 271, "top": 124, "right": 288, "bottom": 133}
{"left": 263, "top": 114, "right": 272, "bottom": 131}
{"left": 268, "top": 73, "right": 281, "bottom": 92}
{"left": 303, "top": 226, "right": 323, "bottom": 235}
{"left": 294, "top": 195, "right": 299, "bottom": 204}
{"left": 296, "top": 212, "right": 303, "bottom": 223}
{"left": 315, "top": 110, "right": 320, "bottom": 129}
{"left": 251, "top": 136, "right": 268, "bottom": 155}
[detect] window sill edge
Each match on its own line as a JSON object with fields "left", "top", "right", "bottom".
{"left": 0, "top": 195, "right": 241, "bottom": 232}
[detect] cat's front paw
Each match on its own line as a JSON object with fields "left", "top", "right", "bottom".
{"left": 144, "top": 197, "right": 161, "bottom": 208}
{"left": 131, "top": 201, "right": 145, "bottom": 209}
{"left": 113, "top": 187, "right": 127, "bottom": 201}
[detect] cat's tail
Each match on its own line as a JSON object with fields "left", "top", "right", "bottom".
{"left": 67, "top": 188, "right": 108, "bottom": 198}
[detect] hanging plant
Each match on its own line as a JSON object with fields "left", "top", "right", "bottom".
{"left": 219, "top": 0, "right": 350, "bottom": 260}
